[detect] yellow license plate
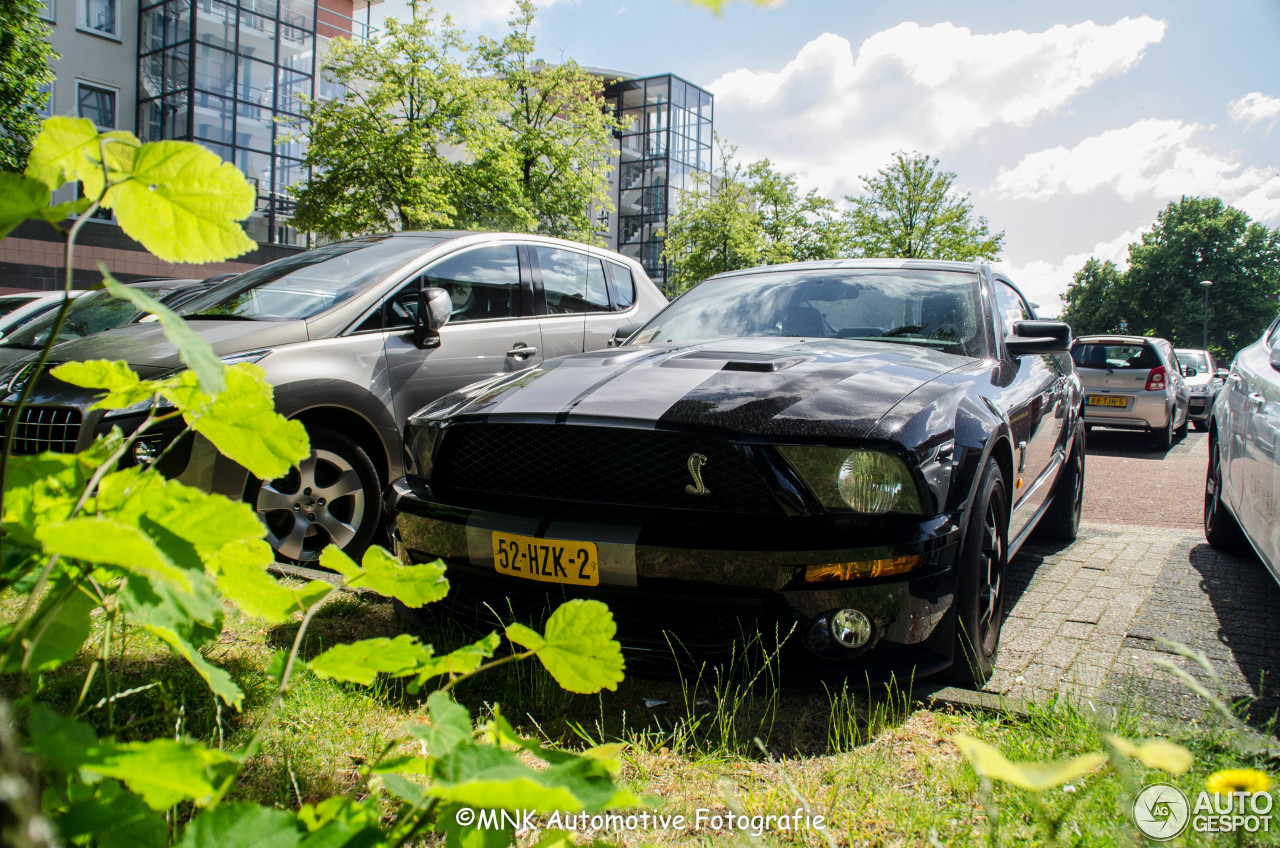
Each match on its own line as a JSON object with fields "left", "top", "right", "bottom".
{"left": 492, "top": 531, "right": 599, "bottom": 586}
{"left": 1087, "top": 396, "right": 1128, "bottom": 407}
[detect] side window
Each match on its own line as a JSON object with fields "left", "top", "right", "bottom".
{"left": 993, "top": 280, "right": 1031, "bottom": 335}
{"left": 426, "top": 245, "right": 521, "bottom": 323}
{"left": 586, "top": 258, "right": 611, "bottom": 311}
{"left": 607, "top": 261, "right": 636, "bottom": 310}
{"left": 537, "top": 246, "right": 609, "bottom": 314}
{"left": 1267, "top": 317, "right": 1280, "bottom": 350}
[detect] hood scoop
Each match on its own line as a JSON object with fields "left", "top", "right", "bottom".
{"left": 660, "top": 349, "right": 807, "bottom": 373}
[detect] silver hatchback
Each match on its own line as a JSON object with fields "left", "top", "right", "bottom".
{"left": 1071, "top": 334, "right": 1190, "bottom": 449}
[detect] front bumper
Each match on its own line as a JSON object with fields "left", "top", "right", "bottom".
{"left": 386, "top": 476, "right": 966, "bottom": 678}
{"left": 1188, "top": 391, "right": 1215, "bottom": 422}
{"left": 1081, "top": 389, "right": 1169, "bottom": 430}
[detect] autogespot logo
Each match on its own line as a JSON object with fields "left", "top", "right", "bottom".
{"left": 1133, "top": 783, "right": 1191, "bottom": 841}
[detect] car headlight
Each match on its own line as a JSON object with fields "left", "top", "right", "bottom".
{"left": 406, "top": 422, "right": 443, "bottom": 478}
{"left": 778, "top": 446, "right": 923, "bottom": 514}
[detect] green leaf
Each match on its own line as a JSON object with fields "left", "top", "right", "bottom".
{"left": 161, "top": 365, "right": 310, "bottom": 480}
{"left": 84, "top": 738, "right": 237, "bottom": 810}
{"left": 410, "top": 631, "right": 500, "bottom": 691}
{"left": 308, "top": 634, "right": 434, "bottom": 686}
{"left": 1104, "top": 734, "right": 1194, "bottom": 775}
{"left": 321, "top": 546, "right": 449, "bottom": 608}
{"left": 954, "top": 734, "right": 1107, "bottom": 792}
{"left": 145, "top": 624, "right": 244, "bottom": 709}
{"left": 379, "top": 773, "right": 427, "bottom": 805}
{"left": 429, "top": 743, "right": 639, "bottom": 813}
{"left": 105, "top": 271, "right": 226, "bottom": 394}
{"left": 105, "top": 140, "right": 256, "bottom": 263}
{"left": 2, "top": 451, "right": 94, "bottom": 548}
{"left": 59, "top": 783, "right": 168, "bottom": 848}
{"left": 24, "top": 582, "right": 97, "bottom": 672}
{"left": 176, "top": 802, "right": 302, "bottom": 848}
{"left": 406, "top": 692, "right": 473, "bottom": 760}
{"left": 0, "top": 171, "right": 52, "bottom": 239}
{"left": 209, "top": 539, "right": 332, "bottom": 623}
{"left": 508, "top": 600, "right": 624, "bottom": 694}
{"left": 24, "top": 116, "right": 100, "bottom": 190}
{"left": 51, "top": 359, "right": 142, "bottom": 394}
{"left": 36, "top": 517, "right": 192, "bottom": 590}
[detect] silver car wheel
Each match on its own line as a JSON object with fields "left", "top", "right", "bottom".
{"left": 256, "top": 448, "right": 367, "bottom": 561}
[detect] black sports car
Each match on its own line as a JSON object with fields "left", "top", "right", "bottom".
{"left": 387, "top": 259, "right": 1084, "bottom": 684}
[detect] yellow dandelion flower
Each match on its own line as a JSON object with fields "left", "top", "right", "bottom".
{"left": 1205, "top": 769, "right": 1273, "bottom": 795}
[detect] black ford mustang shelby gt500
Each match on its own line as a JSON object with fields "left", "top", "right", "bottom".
{"left": 387, "top": 259, "right": 1084, "bottom": 684}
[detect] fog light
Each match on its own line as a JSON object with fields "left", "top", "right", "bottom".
{"left": 829, "top": 609, "right": 871, "bottom": 649}
{"left": 132, "top": 439, "right": 160, "bottom": 467}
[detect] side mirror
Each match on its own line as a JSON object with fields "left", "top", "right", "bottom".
{"left": 413, "top": 285, "right": 452, "bottom": 349}
{"left": 1184, "top": 367, "right": 1197, "bottom": 378}
{"left": 1005, "top": 320, "right": 1072, "bottom": 357}
{"left": 609, "top": 322, "right": 645, "bottom": 347}
{"left": 1217, "top": 368, "right": 1230, "bottom": 380}
{"left": 1271, "top": 346, "right": 1280, "bottom": 374}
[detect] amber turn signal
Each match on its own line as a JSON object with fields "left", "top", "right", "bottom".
{"left": 803, "top": 554, "right": 923, "bottom": 583}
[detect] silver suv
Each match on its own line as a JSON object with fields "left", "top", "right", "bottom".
{"left": 1174, "top": 347, "right": 1225, "bottom": 430}
{"left": 1071, "top": 334, "right": 1190, "bottom": 449}
{"left": 0, "top": 231, "right": 667, "bottom": 562}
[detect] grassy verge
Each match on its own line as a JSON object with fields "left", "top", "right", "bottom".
{"left": 3, "top": 585, "right": 1277, "bottom": 846}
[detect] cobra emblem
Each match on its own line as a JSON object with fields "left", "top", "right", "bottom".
{"left": 684, "top": 453, "right": 710, "bottom": 496}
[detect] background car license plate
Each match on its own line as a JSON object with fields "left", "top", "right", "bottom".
{"left": 491, "top": 531, "right": 599, "bottom": 586}
{"left": 1087, "top": 396, "right": 1128, "bottom": 407}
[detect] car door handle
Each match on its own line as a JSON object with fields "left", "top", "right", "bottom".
{"left": 506, "top": 345, "right": 538, "bottom": 359}
{"left": 1248, "top": 392, "right": 1265, "bottom": 408}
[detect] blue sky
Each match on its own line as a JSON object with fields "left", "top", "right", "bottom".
{"left": 372, "top": 0, "right": 1280, "bottom": 314}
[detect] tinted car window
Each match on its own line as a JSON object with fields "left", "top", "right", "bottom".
{"left": 607, "top": 261, "right": 636, "bottom": 310}
{"left": 631, "top": 268, "right": 987, "bottom": 357}
{"left": 0, "top": 296, "right": 35, "bottom": 318}
{"left": 1072, "top": 343, "right": 1160, "bottom": 370}
{"left": 425, "top": 245, "right": 521, "bottom": 322}
{"left": 994, "top": 280, "right": 1031, "bottom": 332}
{"left": 1178, "top": 351, "right": 1210, "bottom": 372}
{"left": 4, "top": 285, "right": 169, "bottom": 347}
{"left": 537, "top": 246, "right": 609, "bottom": 314}
{"left": 181, "top": 236, "right": 447, "bottom": 321}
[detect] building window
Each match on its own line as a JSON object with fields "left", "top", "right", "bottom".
{"left": 77, "top": 83, "right": 116, "bottom": 129}
{"left": 39, "top": 0, "right": 55, "bottom": 23}
{"left": 38, "top": 82, "right": 54, "bottom": 118}
{"left": 82, "top": 0, "right": 118, "bottom": 37}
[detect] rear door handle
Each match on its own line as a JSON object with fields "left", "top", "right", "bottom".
{"left": 506, "top": 345, "right": 537, "bottom": 359}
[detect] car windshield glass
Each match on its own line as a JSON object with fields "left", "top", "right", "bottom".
{"left": 1072, "top": 343, "right": 1160, "bottom": 370}
{"left": 629, "top": 268, "right": 987, "bottom": 357}
{"left": 179, "top": 236, "right": 448, "bottom": 321}
{"left": 1177, "top": 351, "right": 1209, "bottom": 372}
{"left": 0, "top": 296, "right": 35, "bottom": 318}
{"left": 3, "top": 285, "right": 168, "bottom": 347}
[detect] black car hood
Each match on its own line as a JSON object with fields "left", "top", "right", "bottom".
{"left": 420, "top": 337, "right": 977, "bottom": 442}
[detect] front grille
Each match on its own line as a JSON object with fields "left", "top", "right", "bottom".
{"left": 0, "top": 405, "right": 82, "bottom": 454}
{"left": 433, "top": 423, "right": 782, "bottom": 514}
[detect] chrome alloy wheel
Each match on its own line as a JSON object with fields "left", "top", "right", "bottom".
{"left": 256, "top": 448, "right": 367, "bottom": 561}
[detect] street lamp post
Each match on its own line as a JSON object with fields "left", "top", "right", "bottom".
{"left": 1199, "top": 279, "right": 1214, "bottom": 351}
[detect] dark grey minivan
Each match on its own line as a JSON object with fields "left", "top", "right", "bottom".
{"left": 0, "top": 231, "right": 666, "bottom": 561}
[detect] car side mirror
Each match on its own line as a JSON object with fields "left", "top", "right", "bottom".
{"left": 609, "top": 322, "right": 644, "bottom": 347}
{"left": 1217, "top": 368, "right": 1230, "bottom": 379}
{"left": 1005, "top": 320, "right": 1072, "bottom": 357}
{"left": 413, "top": 285, "right": 452, "bottom": 349}
{"left": 1184, "top": 367, "right": 1197, "bottom": 378}
{"left": 1271, "top": 346, "right": 1280, "bottom": 374}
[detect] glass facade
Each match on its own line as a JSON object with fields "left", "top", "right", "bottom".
{"left": 605, "top": 74, "right": 713, "bottom": 292}
{"left": 137, "top": 0, "right": 334, "bottom": 245}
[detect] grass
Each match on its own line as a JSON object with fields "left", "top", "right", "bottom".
{"left": 4, "top": 583, "right": 1280, "bottom": 846}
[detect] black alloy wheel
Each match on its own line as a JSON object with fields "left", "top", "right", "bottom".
{"left": 1204, "top": 434, "right": 1248, "bottom": 553}
{"left": 949, "top": 458, "right": 1008, "bottom": 687}
{"left": 1154, "top": 410, "right": 1175, "bottom": 450}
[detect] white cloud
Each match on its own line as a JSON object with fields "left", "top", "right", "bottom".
{"left": 708, "top": 17, "right": 1166, "bottom": 194}
{"left": 1228, "top": 92, "right": 1280, "bottom": 129}
{"left": 993, "top": 119, "right": 1280, "bottom": 222}
{"left": 996, "top": 227, "right": 1141, "bottom": 318}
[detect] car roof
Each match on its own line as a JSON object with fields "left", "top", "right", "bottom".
{"left": 1073, "top": 334, "right": 1166, "bottom": 345}
{"left": 707, "top": 257, "right": 988, "bottom": 281}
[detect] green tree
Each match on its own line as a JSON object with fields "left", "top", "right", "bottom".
{"left": 464, "top": 0, "right": 619, "bottom": 240}
{"left": 1060, "top": 258, "right": 1126, "bottom": 336}
{"left": 0, "top": 0, "right": 56, "bottom": 173}
{"left": 659, "top": 140, "right": 764, "bottom": 292}
{"left": 747, "top": 158, "right": 847, "bottom": 264}
{"left": 1118, "top": 196, "right": 1280, "bottom": 358}
{"left": 286, "top": 1, "right": 500, "bottom": 239}
{"left": 843, "top": 151, "right": 1003, "bottom": 261}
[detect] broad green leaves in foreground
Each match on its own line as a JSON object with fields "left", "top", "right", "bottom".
{"left": 505, "top": 599, "right": 626, "bottom": 693}
{"left": 954, "top": 735, "right": 1106, "bottom": 792}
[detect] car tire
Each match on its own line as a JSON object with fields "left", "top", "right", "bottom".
{"left": 1204, "top": 434, "right": 1248, "bottom": 554}
{"left": 1036, "top": 424, "right": 1084, "bottom": 542}
{"left": 1175, "top": 408, "right": 1188, "bottom": 438}
{"left": 1154, "top": 412, "right": 1174, "bottom": 450}
{"left": 249, "top": 427, "right": 382, "bottom": 564}
{"left": 948, "top": 458, "right": 1008, "bottom": 688}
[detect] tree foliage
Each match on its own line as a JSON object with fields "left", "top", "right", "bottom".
{"left": 842, "top": 151, "right": 1003, "bottom": 261}
{"left": 288, "top": 0, "right": 617, "bottom": 242}
{"left": 0, "top": 0, "right": 56, "bottom": 173}
{"left": 1061, "top": 197, "right": 1280, "bottom": 358}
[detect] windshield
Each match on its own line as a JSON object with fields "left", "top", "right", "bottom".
{"left": 629, "top": 267, "right": 987, "bottom": 357}
{"left": 179, "top": 236, "right": 449, "bottom": 321}
{"left": 1072, "top": 343, "right": 1160, "bottom": 370}
{"left": 2, "top": 285, "right": 167, "bottom": 348}
{"left": 0, "top": 296, "right": 36, "bottom": 318}
{"left": 1177, "top": 350, "right": 1210, "bottom": 372}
